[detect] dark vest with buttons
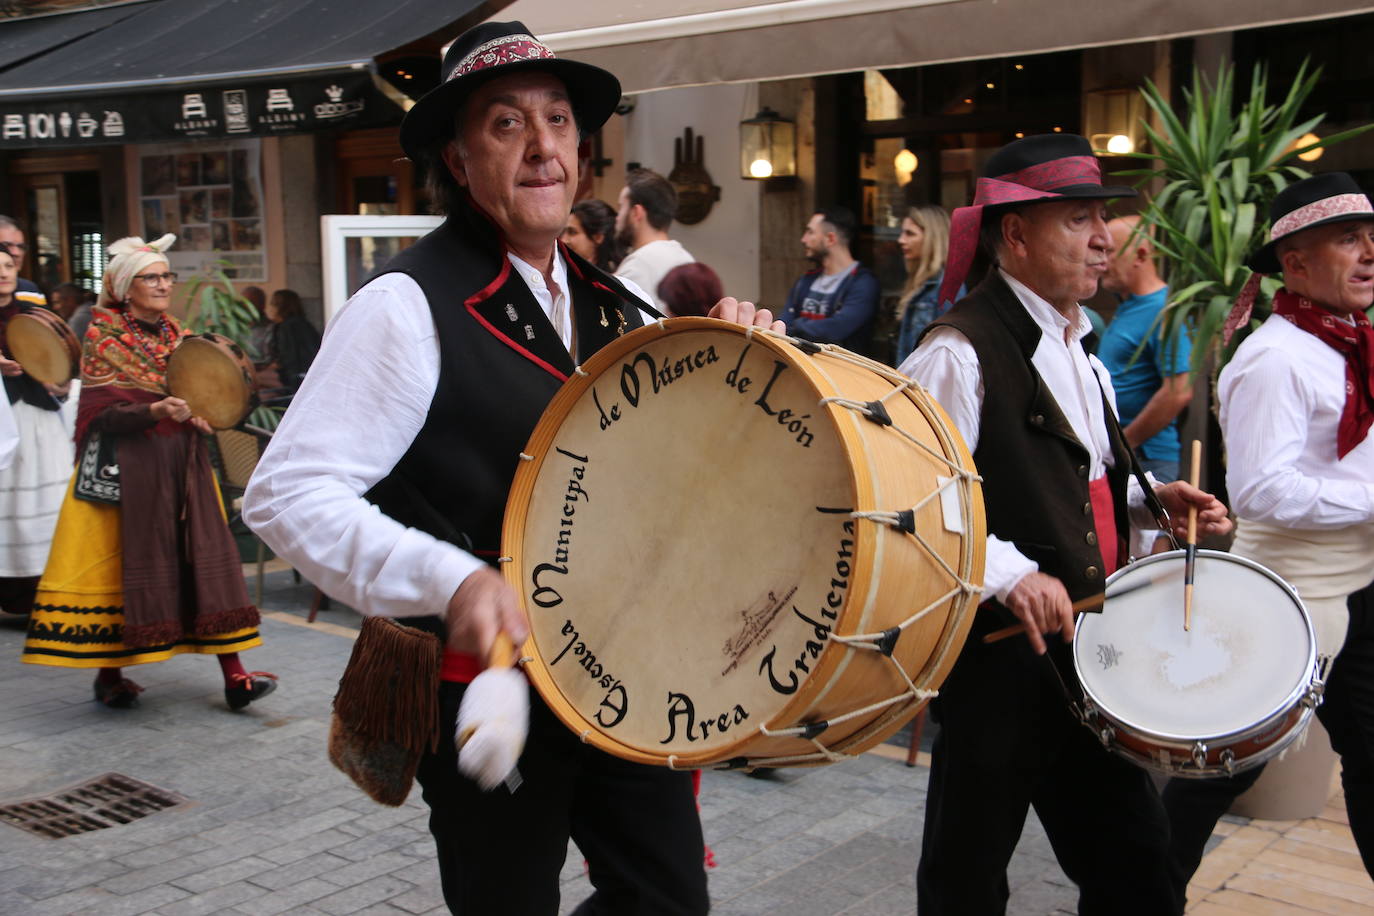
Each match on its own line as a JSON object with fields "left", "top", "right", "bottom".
{"left": 362, "top": 208, "right": 649, "bottom": 566}
{"left": 920, "top": 272, "right": 1133, "bottom": 605}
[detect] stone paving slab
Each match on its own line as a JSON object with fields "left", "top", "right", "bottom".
{"left": 0, "top": 565, "right": 1333, "bottom": 914}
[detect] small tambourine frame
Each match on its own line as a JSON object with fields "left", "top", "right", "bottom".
{"left": 501, "top": 317, "right": 986, "bottom": 771}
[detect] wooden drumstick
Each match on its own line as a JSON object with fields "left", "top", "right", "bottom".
{"left": 981, "top": 576, "right": 1157, "bottom": 644}
{"left": 1184, "top": 439, "right": 1202, "bottom": 632}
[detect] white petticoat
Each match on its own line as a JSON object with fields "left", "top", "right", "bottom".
{"left": 0, "top": 400, "right": 72, "bottom": 577}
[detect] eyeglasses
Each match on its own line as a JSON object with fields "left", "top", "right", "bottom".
{"left": 132, "top": 272, "right": 178, "bottom": 286}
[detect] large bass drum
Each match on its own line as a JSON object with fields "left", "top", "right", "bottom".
{"left": 503, "top": 317, "right": 985, "bottom": 770}
{"left": 1073, "top": 549, "right": 1323, "bottom": 777}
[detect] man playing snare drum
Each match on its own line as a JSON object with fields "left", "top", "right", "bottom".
{"left": 245, "top": 20, "right": 779, "bottom": 915}
{"left": 1163, "top": 173, "right": 1374, "bottom": 905}
{"left": 898, "top": 133, "right": 1231, "bottom": 915}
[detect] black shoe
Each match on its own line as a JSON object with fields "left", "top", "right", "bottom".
{"left": 94, "top": 676, "right": 143, "bottom": 709}
{"left": 225, "top": 671, "right": 278, "bottom": 710}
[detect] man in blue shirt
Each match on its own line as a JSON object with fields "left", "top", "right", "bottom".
{"left": 1099, "top": 215, "right": 1192, "bottom": 481}
{"left": 780, "top": 206, "right": 879, "bottom": 353}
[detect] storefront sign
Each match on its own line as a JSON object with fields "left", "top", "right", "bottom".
{"left": 0, "top": 71, "right": 400, "bottom": 148}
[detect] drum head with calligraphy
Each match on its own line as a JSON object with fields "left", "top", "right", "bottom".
{"left": 505, "top": 319, "right": 983, "bottom": 766}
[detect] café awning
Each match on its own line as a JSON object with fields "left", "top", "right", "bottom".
{"left": 0, "top": 0, "right": 499, "bottom": 148}
{"left": 498, "top": 0, "right": 1374, "bottom": 94}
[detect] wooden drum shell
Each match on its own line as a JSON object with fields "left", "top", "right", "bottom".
{"left": 503, "top": 317, "right": 985, "bottom": 769}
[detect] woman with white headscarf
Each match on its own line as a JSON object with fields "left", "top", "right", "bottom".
{"left": 22, "top": 235, "right": 278, "bottom": 711}
{"left": 0, "top": 240, "right": 71, "bottom": 617}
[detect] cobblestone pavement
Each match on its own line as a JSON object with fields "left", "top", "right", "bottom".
{"left": 0, "top": 569, "right": 1085, "bottom": 915}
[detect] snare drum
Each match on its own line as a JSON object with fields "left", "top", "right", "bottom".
{"left": 1073, "top": 549, "right": 1323, "bottom": 777}
{"left": 504, "top": 318, "right": 985, "bottom": 769}
{"left": 5, "top": 307, "right": 80, "bottom": 385}
{"left": 165, "top": 332, "right": 257, "bottom": 429}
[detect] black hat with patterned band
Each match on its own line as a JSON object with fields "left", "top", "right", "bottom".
{"left": 399, "top": 21, "right": 621, "bottom": 162}
{"left": 1222, "top": 172, "right": 1374, "bottom": 343}
{"left": 1247, "top": 172, "right": 1374, "bottom": 274}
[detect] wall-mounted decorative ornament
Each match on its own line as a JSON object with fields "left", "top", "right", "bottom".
{"left": 669, "top": 127, "right": 720, "bottom": 225}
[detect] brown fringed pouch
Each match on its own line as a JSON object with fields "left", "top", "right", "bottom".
{"left": 328, "top": 616, "right": 443, "bottom": 806}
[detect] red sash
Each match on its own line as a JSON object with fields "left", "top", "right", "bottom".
{"left": 1089, "top": 475, "right": 1120, "bottom": 575}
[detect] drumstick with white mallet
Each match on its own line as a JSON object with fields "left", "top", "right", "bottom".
{"left": 455, "top": 633, "right": 528, "bottom": 791}
{"left": 1184, "top": 438, "right": 1202, "bottom": 632}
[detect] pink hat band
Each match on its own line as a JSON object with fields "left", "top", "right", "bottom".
{"left": 1269, "top": 193, "right": 1374, "bottom": 240}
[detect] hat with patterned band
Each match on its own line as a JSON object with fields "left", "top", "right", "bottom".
{"left": 939, "top": 133, "right": 1136, "bottom": 306}
{"left": 1222, "top": 173, "right": 1374, "bottom": 343}
{"left": 400, "top": 21, "right": 621, "bottom": 162}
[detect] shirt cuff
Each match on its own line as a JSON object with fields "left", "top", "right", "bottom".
{"left": 416, "top": 546, "right": 487, "bottom": 622}
{"left": 984, "top": 535, "right": 1039, "bottom": 605}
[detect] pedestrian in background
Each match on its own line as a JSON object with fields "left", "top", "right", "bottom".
{"left": 893, "top": 204, "right": 951, "bottom": 364}
{"left": 562, "top": 199, "right": 622, "bottom": 271}
{"left": 264, "top": 288, "right": 320, "bottom": 393}
{"left": 658, "top": 262, "right": 723, "bottom": 318}
{"left": 1099, "top": 215, "right": 1192, "bottom": 481}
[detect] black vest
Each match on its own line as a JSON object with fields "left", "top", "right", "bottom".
{"left": 364, "top": 211, "right": 650, "bottom": 560}
{"left": 921, "top": 273, "right": 1134, "bottom": 604}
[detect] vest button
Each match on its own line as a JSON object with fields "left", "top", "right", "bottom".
{"left": 1077, "top": 465, "right": 1088, "bottom": 478}
{"left": 1031, "top": 413, "right": 1045, "bottom": 426}
{"left": 1082, "top": 501, "right": 1092, "bottom": 515}
{"left": 1085, "top": 565, "right": 1100, "bottom": 579}
{"left": 1085, "top": 531, "right": 1097, "bottom": 546}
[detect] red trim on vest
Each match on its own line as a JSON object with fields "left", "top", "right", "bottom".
{"left": 462, "top": 257, "right": 571, "bottom": 383}
{"left": 441, "top": 649, "right": 482, "bottom": 683}
{"left": 1088, "top": 475, "right": 1120, "bottom": 575}
{"left": 561, "top": 239, "right": 586, "bottom": 279}
{"left": 464, "top": 254, "right": 513, "bottom": 308}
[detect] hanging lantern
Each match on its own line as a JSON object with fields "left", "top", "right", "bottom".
{"left": 739, "top": 107, "right": 796, "bottom": 181}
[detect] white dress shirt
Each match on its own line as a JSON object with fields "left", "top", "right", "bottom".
{"left": 1219, "top": 313, "right": 1374, "bottom": 528}
{"left": 244, "top": 249, "right": 653, "bottom": 620}
{"left": 898, "top": 270, "right": 1153, "bottom": 601}
{"left": 615, "top": 239, "right": 694, "bottom": 312}
{"left": 0, "top": 393, "right": 16, "bottom": 470}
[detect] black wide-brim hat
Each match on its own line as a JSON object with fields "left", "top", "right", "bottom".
{"left": 980, "top": 133, "right": 1137, "bottom": 207}
{"left": 399, "top": 21, "right": 621, "bottom": 162}
{"left": 1247, "top": 172, "right": 1374, "bottom": 274}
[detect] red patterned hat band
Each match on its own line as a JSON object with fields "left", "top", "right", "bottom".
{"left": 449, "top": 34, "right": 556, "bottom": 81}
{"left": 939, "top": 156, "right": 1104, "bottom": 306}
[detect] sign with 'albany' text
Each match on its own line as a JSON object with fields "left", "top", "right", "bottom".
{"left": 0, "top": 71, "right": 401, "bottom": 148}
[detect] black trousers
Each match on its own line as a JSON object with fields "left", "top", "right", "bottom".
{"left": 917, "top": 617, "right": 1175, "bottom": 916}
{"left": 1164, "top": 578, "right": 1374, "bottom": 906}
{"left": 414, "top": 680, "right": 710, "bottom": 916}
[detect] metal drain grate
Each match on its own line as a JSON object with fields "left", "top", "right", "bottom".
{"left": 0, "top": 773, "right": 189, "bottom": 839}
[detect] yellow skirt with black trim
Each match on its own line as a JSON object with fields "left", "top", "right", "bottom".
{"left": 21, "top": 480, "right": 261, "bottom": 669}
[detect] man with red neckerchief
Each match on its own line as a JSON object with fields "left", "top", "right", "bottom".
{"left": 900, "top": 133, "right": 1231, "bottom": 915}
{"left": 1163, "top": 172, "right": 1374, "bottom": 908}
